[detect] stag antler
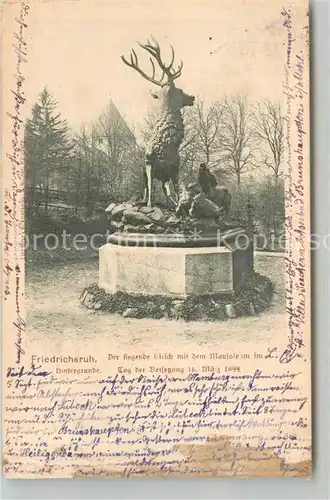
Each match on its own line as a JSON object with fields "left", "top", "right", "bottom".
{"left": 121, "top": 47, "right": 165, "bottom": 86}
{"left": 121, "top": 36, "right": 183, "bottom": 86}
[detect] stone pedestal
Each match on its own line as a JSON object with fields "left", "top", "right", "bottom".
{"left": 99, "top": 243, "right": 245, "bottom": 298}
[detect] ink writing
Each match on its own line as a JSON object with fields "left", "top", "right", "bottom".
{"left": 282, "top": 5, "right": 308, "bottom": 363}
{"left": 4, "top": 3, "right": 29, "bottom": 365}
{"left": 3, "top": 368, "right": 311, "bottom": 477}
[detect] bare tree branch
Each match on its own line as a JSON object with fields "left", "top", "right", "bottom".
{"left": 253, "top": 100, "right": 284, "bottom": 178}
{"left": 253, "top": 100, "right": 285, "bottom": 238}
{"left": 218, "top": 97, "right": 256, "bottom": 186}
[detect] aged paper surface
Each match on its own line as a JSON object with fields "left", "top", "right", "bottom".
{"left": 2, "top": 0, "right": 311, "bottom": 478}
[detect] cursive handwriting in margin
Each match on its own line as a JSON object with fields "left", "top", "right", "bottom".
{"left": 4, "top": 3, "right": 29, "bottom": 364}
{"left": 281, "top": 5, "right": 308, "bottom": 364}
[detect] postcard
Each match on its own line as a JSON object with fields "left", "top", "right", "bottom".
{"left": 2, "top": 0, "right": 311, "bottom": 478}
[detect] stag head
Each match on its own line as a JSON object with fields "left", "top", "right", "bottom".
{"left": 121, "top": 36, "right": 195, "bottom": 110}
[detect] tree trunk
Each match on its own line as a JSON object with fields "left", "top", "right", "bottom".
{"left": 75, "top": 155, "right": 82, "bottom": 215}
{"left": 44, "top": 175, "right": 49, "bottom": 213}
{"left": 236, "top": 168, "right": 241, "bottom": 187}
{"left": 272, "top": 171, "right": 279, "bottom": 243}
{"left": 86, "top": 170, "right": 92, "bottom": 218}
{"left": 206, "top": 147, "right": 210, "bottom": 164}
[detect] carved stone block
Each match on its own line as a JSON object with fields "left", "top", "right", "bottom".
{"left": 99, "top": 244, "right": 242, "bottom": 298}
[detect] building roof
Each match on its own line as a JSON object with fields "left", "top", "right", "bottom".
{"left": 84, "top": 97, "right": 136, "bottom": 144}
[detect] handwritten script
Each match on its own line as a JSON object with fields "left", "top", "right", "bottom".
{"left": 3, "top": 366, "right": 310, "bottom": 477}
{"left": 282, "top": 5, "right": 309, "bottom": 363}
{"left": 4, "top": 2, "right": 29, "bottom": 365}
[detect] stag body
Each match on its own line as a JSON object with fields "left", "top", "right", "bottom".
{"left": 122, "top": 38, "right": 194, "bottom": 207}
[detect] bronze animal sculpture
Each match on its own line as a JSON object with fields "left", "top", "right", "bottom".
{"left": 208, "top": 185, "right": 232, "bottom": 217}
{"left": 197, "top": 163, "right": 231, "bottom": 217}
{"left": 189, "top": 187, "right": 232, "bottom": 219}
{"left": 175, "top": 182, "right": 200, "bottom": 216}
{"left": 176, "top": 170, "right": 232, "bottom": 219}
{"left": 121, "top": 37, "right": 195, "bottom": 208}
{"left": 198, "top": 163, "right": 218, "bottom": 196}
{"left": 189, "top": 193, "right": 222, "bottom": 219}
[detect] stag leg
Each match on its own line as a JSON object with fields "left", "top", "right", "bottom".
{"left": 172, "top": 172, "right": 179, "bottom": 203}
{"left": 146, "top": 164, "right": 152, "bottom": 208}
{"left": 189, "top": 198, "right": 196, "bottom": 217}
{"left": 142, "top": 170, "right": 148, "bottom": 203}
{"left": 163, "top": 181, "right": 177, "bottom": 209}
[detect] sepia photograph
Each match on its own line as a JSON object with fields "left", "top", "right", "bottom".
{"left": 2, "top": 0, "right": 311, "bottom": 479}
{"left": 23, "top": 2, "right": 287, "bottom": 347}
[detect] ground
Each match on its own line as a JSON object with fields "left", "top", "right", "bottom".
{"left": 26, "top": 253, "right": 286, "bottom": 349}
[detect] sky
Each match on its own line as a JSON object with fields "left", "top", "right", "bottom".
{"left": 19, "top": 1, "right": 287, "bottom": 136}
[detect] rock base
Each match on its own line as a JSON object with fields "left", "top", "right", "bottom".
{"left": 105, "top": 201, "right": 241, "bottom": 235}
{"left": 80, "top": 272, "right": 274, "bottom": 322}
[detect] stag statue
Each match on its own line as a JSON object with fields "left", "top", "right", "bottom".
{"left": 121, "top": 37, "right": 195, "bottom": 208}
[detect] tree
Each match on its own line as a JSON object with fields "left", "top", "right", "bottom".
{"left": 176, "top": 107, "right": 200, "bottom": 182}
{"left": 254, "top": 101, "right": 284, "bottom": 238}
{"left": 254, "top": 174, "right": 285, "bottom": 245}
{"left": 73, "top": 123, "right": 102, "bottom": 216}
{"left": 192, "top": 98, "right": 223, "bottom": 166}
{"left": 219, "top": 97, "right": 256, "bottom": 187}
{"left": 24, "top": 87, "right": 72, "bottom": 212}
{"left": 96, "top": 100, "right": 141, "bottom": 200}
{"left": 71, "top": 100, "right": 143, "bottom": 215}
